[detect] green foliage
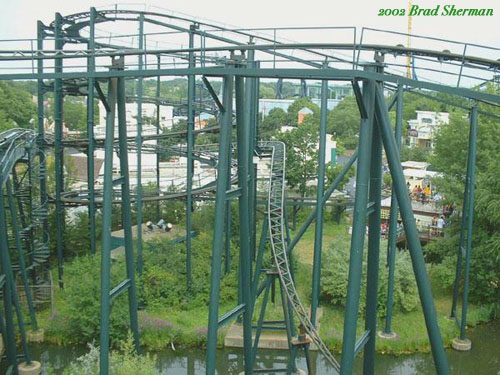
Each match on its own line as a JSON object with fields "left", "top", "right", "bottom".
{"left": 142, "top": 232, "right": 238, "bottom": 309}
{"left": 285, "top": 97, "right": 320, "bottom": 126}
{"left": 321, "top": 238, "right": 419, "bottom": 315}
{"left": 46, "top": 255, "right": 130, "bottom": 345}
{"left": 325, "top": 161, "right": 355, "bottom": 191}
{"left": 0, "top": 81, "right": 36, "bottom": 131}
{"left": 383, "top": 173, "right": 392, "bottom": 188}
{"left": 400, "top": 145, "right": 432, "bottom": 163}
{"left": 61, "top": 334, "right": 157, "bottom": 375}
{"left": 259, "top": 107, "right": 286, "bottom": 140}
{"left": 276, "top": 115, "right": 319, "bottom": 196}
{"left": 327, "top": 95, "right": 359, "bottom": 143}
{"left": 62, "top": 97, "right": 99, "bottom": 131}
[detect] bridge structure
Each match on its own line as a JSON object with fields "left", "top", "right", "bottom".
{"left": 0, "top": 4, "right": 498, "bottom": 375}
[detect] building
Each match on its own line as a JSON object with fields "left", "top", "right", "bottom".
{"left": 407, "top": 111, "right": 449, "bottom": 148}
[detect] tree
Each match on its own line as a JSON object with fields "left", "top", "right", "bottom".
{"left": 327, "top": 95, "right": 360, "bottom": 141}
{"left": 0, "top": 82, "right": 36, "bottom": 131}
{"left": 277, "top": 115, "right": 319, "bottom": 196}
{"left": 259, "top": 107, "right": 286, "bottom": 140}
{"left": 325, "top": 162, "right": 355, "bottom": 191}
{"left": 429, "top": 85, "right": 500, "bottom": 314}
{"left": 285, "top": 97, "right": 320, "bottom": 126}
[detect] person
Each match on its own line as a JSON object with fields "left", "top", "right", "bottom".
{"left": 437, "top": 215, "right": 445, "bottom": 236}
{"left": 425, "top": 184, "right": 431, "bottom": 198}
{"left": 381, "top": 222, "right": 387, "bottom": 238}
{"left": 412, "top": 185, "right": 419, "bottom": 199}
{"left": 431, "top": 215, "right": 438, "bottom": 236}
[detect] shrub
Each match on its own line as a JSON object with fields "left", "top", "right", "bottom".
{"left": 46, "top": 255, "right": 130, "bottom": 345}
{"left": 61, "top": 334, "right": 157, "bottom": 375}
{"left": 321, "top": 238, "right": 419, "bottom": 315}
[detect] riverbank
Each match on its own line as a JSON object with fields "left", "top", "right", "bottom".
{"left": 36, "top": 217, "right": 494, "bottom": 355}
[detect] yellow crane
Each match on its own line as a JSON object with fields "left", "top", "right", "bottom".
{"left": 407, "top": 0, "right": 413, "bottom": 79}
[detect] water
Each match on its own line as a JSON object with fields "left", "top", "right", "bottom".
{"left": 11, "top": 323, "right": 500, "bottom": 374}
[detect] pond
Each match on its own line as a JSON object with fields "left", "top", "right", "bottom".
{"left": 9, "top": 322, "right": 500, "bottom": 374}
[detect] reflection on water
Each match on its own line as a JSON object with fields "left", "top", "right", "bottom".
{"left": 14, "top": 322, "right": 500, "bottom": 374}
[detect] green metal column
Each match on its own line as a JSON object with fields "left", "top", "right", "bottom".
{"left": 340, "top": 71, "right": 376, "bottom": 375}
{"left": 36, "top": 21, "right": 49, "bottom": 268}
{"left": 116, "top": 65, "right": 141, "bottom": 353}
{"left": 310, "top": 77, "right": 328, "bottom": 326}
{"left": 450, "top": 106, "right": 477, "bottom": 321}
{"left": 156, "top": 55, "right": 161, "bottom": 222}
{"left": 459, "top": 105, "right": 478, "bottom": 341}
{"left": 235, "top": 72, "right": 254, "bottom": 375}
{"left": 186, "top": 25, "right": 196, "bottom": 291}
{"left": 7, "top": 178, "right": 38, "bottom": 332}
{"left": 54, "top": 12, "right": 65, "bottom": 288}
{"left": 375, "top": 85, "right": 450, "bottom": 374}
{"left": 206, "top": 74, "right": 233, "bottom": 375}
{"left": 0, "top": 187, "right": 19, "bottom": 374}
{"left": 384, "top": 84, "right": 404, "bottom": 335}
{"left": 99, "top": 73, "right": 118, "bottom": 375}
{"left": 5, "top": 179, "right": 32, "bottom": 365}
{"left": 136, "top": 13, "right": 145, "bottom": 276}
{"left": 87, "top": 7, "right": 97, "bottom": 255}
{"left": 363, "top": 77, "right": 384, "bottom": 374}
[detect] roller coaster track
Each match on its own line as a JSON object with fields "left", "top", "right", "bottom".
{"left": 261, "top": 141, "right": 341, "bottom": 372}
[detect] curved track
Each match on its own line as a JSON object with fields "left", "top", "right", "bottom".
{"left": 262, "top": 141, "right": 341, "bottom": 372}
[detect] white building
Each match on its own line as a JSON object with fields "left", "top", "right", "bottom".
{"left": 407, "top": 111, "right": 449, "bottom": 148}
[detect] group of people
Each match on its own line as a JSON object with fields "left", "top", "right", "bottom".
{"left": 408, "top": 183, "right": 432, "bottom": 203}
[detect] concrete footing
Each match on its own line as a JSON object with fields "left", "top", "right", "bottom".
{"left": 27, "top": 329, "right": 44, "bottom": 343}
{"left": 377, "top": 331, "right": 399, "bottom": 340}
{"left": 452, "top": 337, "right": 471, "bottom": 351}
{"left": 18, "top": 361, "right": 41, "bottom": 375}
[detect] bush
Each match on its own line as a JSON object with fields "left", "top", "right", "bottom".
{"left": 61, "top": 334, "right": 157, "bottom": 375}
{"left": 46, "top": 255, "right": 130, "bottom": 345}
{"left": 321, "top": 238, "right": 419, "bottom": 315}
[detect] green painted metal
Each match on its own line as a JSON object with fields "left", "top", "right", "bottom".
{"left": 340, "top": 67, "right": 376, "bottom": 375}
{"left": 235, "top": 72, "right": 254, "bottom": 375}
{"left": 54, "top": 12, "right": 65, "bottom": 289}
{"left": 375, "top": 85, "right": 450, "bottom": 374}
{"left": 186, "top": 26, "right": 196, "bottom": 290}
{"left": 7, "top": 178, "right": 38, "bottom": 332}
{"left": 363, "top": 75, "right": 384, "bottom": 374}
{"left": 136, "top": 14, "right": 145, "bottom": 276}
{"left": 156, "top": 56, "right": 161, "bottom": 222}
{"left": 310, "top": 78, "right": 329, "bottom": 327}
{"left": 206, "top": 74, "right": 233, "bottom": 375}
{"left": 384, "top": 84, "right": 404, "bottom": 335}
{"left": 0, "top": 187, "right": 19, "bottom": 375}
{"left": 459, "top": 105, "right": 478, "bottom": 341}
{"left": 87, "top": 7, "right": 97, "bottom": 255}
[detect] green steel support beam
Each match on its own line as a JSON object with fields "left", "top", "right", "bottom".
{"left": 54, "top": 12, "right": 65, "bottom": 289}
{"left": 375, "top": 85, "right": 450, "bottom": 375}
{"left": 384, "top": 84, "right": 404, "bottom": 335}
{"left": 99, "top": 72, "right": 118, "bottom": 375}
{"left": 4, "top": 179, "right": 32, "bottom": 365}
{"left": 459, "top": 105, "right": 478, "bottom": 341}
{"left": 6, "top": 179, "right": 38, "bottom": 332}
{"left": 310, "top": 77, "right": 328, "bottom": 327}
{"left": 156, "top": 56, "right": 161, "bottom": 222}
{"left": 340, "top": 67, "right": 376, "bottom": 375}
{"left": 0, "top": 188, "right": 19, "bottom": 374}
{"left": 4, "top": 67, "right": 499, "bottom": 105}
{"left": 87, "top": 7, "right": 97, "bottom": 255}
{"left": 235, "top": 71, "right": 254, "bottom": 375}
{"left": 36, "top": 21, "right": 49, "bottom": 265}
{"left": 186, "top": 25, "right": 196, "bottom": 291}
{"left": 135, "top": 13, "right": 145, "bottom": 276}
{"left": 116, "top": 64, "right": 141, "bottom": 354}
{"left": 450, "top": 106, "right": 477, "bottom": 320}
{"left": 206, "top": 74, "right": 233, "bottom": 375}
{"left": 287, "top": 149, "right": 358, "bottom": 256}
{"left": 363, "top": 73, "right": 384, "bottom": 374}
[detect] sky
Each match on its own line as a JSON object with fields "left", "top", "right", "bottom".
{"left": 0, "top": 0, "right": 498, "bottom": 47}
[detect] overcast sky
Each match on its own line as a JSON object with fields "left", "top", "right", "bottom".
{"left": 0, "top": 0, "right": 498, "bottom": 48}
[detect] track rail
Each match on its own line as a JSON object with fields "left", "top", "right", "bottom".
{"left": 261, "top": 141, "right": 341, "bottom": 373}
